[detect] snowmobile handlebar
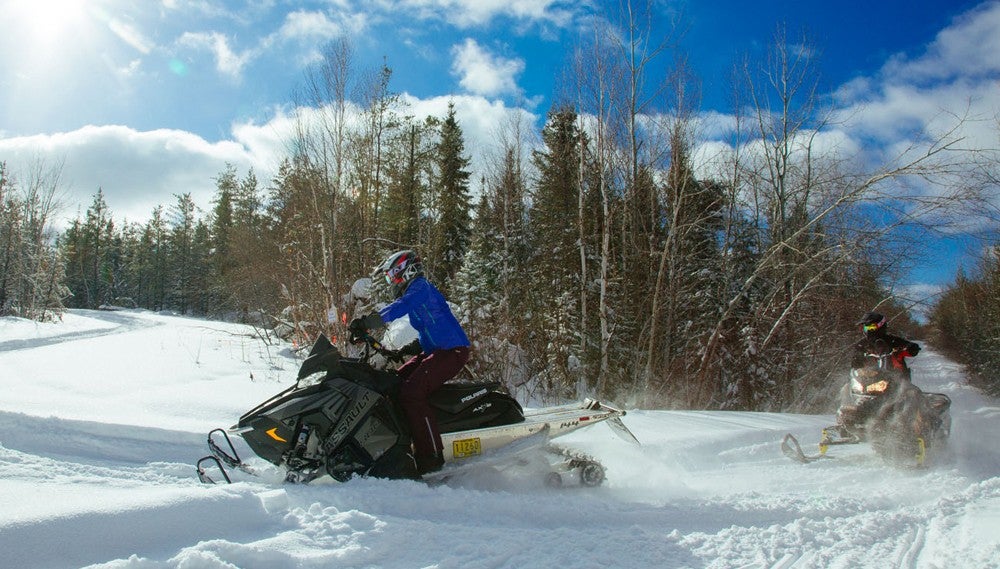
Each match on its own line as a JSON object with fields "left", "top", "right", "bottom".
{"left": 350, "top": 331, "right": 417, "bottom": 364}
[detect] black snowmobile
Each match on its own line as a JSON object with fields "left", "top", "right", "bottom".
{"left": 782, "top": 350, "right": 951, "bottom": 467}
{"left": 198, "top": 333, "right": 638, "bottom": 486}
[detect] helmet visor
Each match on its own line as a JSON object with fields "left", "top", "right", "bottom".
{"left": 862, "top": 322, "right": 881, "bottom": 332}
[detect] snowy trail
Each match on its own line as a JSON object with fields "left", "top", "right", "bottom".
{"left": 0, "top": 310, "right": 997, "bottom": 568}
{"left": 0, "top": 309, "right": 158, "bottom": 352}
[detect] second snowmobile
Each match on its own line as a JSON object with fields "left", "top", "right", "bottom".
{"left": 198, "top": 332, "right": 639, "bottom": 486}
{"left": 782, "top": 349, "right": 951, "bottom": 467}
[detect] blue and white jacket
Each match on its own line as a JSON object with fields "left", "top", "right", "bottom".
{"left": 378, "top": 277, "right": 470, "bottom": 352}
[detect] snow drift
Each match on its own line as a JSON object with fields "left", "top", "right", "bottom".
{"left": 0, "top": 309, "right": 998, "bottom": 568}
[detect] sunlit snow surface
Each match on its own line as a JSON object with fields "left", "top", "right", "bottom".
{"left": 0, "top": 310, "right": 997, "bottom": 568}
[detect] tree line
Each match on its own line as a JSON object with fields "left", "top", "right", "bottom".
{"left": 3, "top": 15, "right": 996, "bottom": 411}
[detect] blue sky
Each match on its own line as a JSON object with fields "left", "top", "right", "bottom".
{"left": 1, "top": 0, "right": 998, "bottom": 302}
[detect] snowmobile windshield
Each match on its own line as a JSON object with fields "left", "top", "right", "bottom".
{"left": 297, "top": 334, "right": 343, "bottom": 382}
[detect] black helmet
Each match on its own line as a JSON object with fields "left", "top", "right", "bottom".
{"left": 857, "top": 311, "right": 886, "bottom": 336}
{"left": 378, "top": 250, "right": 423, "bottom": 299}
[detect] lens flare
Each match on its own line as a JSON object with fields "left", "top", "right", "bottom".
{"left": 169, "top": 59, "right": 189, "bottom": 76}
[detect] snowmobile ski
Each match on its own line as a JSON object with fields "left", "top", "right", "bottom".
{"left": 781, "top": 428, "right": 866, "bottom": 464}
{"left": 196, "top": 456, "right": 232, "bottom": 484}
{"left": 196, "top": 428, "right": 258, "bottom": 483}
{"left": 780, "top": 433, "right": 830, "bottom": 464}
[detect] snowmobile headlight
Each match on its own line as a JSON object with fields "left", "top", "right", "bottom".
{"left": 865, "top": 380, "right": 889, "bottom": 394}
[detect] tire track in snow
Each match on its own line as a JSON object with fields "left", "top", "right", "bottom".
{"left": 897, "top": 525, "right": 926, "bottom": 569}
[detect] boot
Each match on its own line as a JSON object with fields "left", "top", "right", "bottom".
{"left": 415, "top": 454, "right": 444, "bottom": 475}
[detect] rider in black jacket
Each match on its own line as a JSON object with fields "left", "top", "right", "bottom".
{"left": 837, "top": 311, "right": 922, "bottom": 430}
{"left": 851, "top": 311, "right": 921, "bottom": 381}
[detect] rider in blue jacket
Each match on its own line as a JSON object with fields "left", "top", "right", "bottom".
{"left": 350, "top": 250, "right": 470, "bottom": 475}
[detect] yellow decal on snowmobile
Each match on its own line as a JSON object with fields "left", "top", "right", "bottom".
{"left": 266, "top": 427, "right": 288, "bottom": 443}
{"left": 915, "top": 437, "right": 926, "bottom": 466}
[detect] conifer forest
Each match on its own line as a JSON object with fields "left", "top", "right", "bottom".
{"left": 3, "top": 28, "right": 998, "bottom": 409}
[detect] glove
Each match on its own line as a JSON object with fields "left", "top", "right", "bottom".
{"left": 398, "top": 339, "right": 422, "bottom": 357}
{"left": 348, "top": 317, "right": 366, "bottom": 337}
{"left": 348, "top": 313, "right": 383, "bottom": 342}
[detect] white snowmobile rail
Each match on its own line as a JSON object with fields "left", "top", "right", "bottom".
{"left": 440, "top": 398, "right": 639, "bottom": 463}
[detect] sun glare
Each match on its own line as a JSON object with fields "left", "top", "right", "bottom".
{"left": 13, "top": 0, "right": 93, "bottom": 47}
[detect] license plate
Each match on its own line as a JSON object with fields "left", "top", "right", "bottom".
{"left": 452, "top": 437, "right": 482, "bottom": 459}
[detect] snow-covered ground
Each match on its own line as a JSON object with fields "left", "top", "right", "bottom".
{"left": 1, "top": 309, "right": 998, "bottom": 569}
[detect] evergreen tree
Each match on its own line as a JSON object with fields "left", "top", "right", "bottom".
{"left": 227, "top": 168, "right": 277, "bottom": 318}
{"left": 0, "top": 163, "right": 20, "bottom": 314}
{"left": 62, "top": 190, "right": 115, "bottom": 309}
{"left": 167, "top": 193, "right": 199, "bottom": 314}
{"left": 453, "top": 144, "right": 533, "bottom": 389}
{"left": 528, "top": 106, "right": 588, "bottom": 397}
{"left": 191, "top": 218, "right": 212, "bottom": 314}
{"left": 932, "top": 249, "right": 1000, "bottom": 396}
{"left": 210, "top": 164, "right": 238, "bottom": 313}
{"left": 644, "top": 131, "right": 726, "bottom": 405}
{"left": 136, "top": 207, "right": 170, "bottom": 311}
{"left": 383, "top": 119, "right": 432, "bottom": 247}
{"left": 429, "top": 102, "right": 472, "bottom": 293}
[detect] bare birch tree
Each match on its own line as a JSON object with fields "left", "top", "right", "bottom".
{"left": 0, "top": 158, "right": 68, "bottom": 320}
{"left": 696, "top": 26, "right": 979, "bottom": 409}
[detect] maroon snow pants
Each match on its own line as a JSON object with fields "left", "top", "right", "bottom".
{"left": 396, "top": 346, "right": 470, "bottom": 473}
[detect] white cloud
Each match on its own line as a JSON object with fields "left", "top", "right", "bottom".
{"left": 702, "top": 3, "right": 1000, "bottom": 207}
{"left": 883, "top": 2, "right": 1000, "bottom": 83}
{"left": 895, "top": 282, "right": 947, "bottom": 323}
{"left": 0, "top": 90, "right": 539, "bottom": 229}
{"left": 230, "top": 111, "right": 300, "bottom": 172}
{"left": 401, "top": 93, "right": 539, "bottom": 186}
{"left": 450, "top": 39, "right": 525, "bottom": 97}
{"left": 833, "top": 2, "right": 1000, "bottom": 147}
{"left": 173, "top": 9, "right": 369, "bottom": 81}
{"left": 177, "top": 31, "right": 256, "bottom": 80}
{"left": 0, "top": 126, "right": 258, "bottom": 227}
{"left": 266, "top": 9, "right": 369, "bottom": 66}
{"left": 278, "top": 10, "right": 346, "bottom": 41}
{"left": 107, "top": 17, "right": 154, "bottom": 55}
{"left": 391, "top": 0, "right": 577, "bottom": 29}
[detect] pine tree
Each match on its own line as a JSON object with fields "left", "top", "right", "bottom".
{"left": 644, "top": 129, "right": 726, "bottom": 405}
{"left": 528, "top": 106, "right": 588, "bottom": 397}
{"left": 0, "top": 163, "right": 20, "bottom": 314}
{"left": 167, "top": 193, "right": 199, "bottom": 314}
{"left": 210, "top": 164, "right": 238, "bottom": 313}
{"left": 147, "top": 207, "right": 170, "bottom": 311}
{"left": 383, "top": 119, "right": 433, "bottom": 247}
{"left": 62, "top": 190, "right": 115, "bottom": 309}
{"left": 453, "top": 144, "right": 533, "bottom": 389}
{"left": 429, "top": 102, "right": 472, "bottom": 293}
